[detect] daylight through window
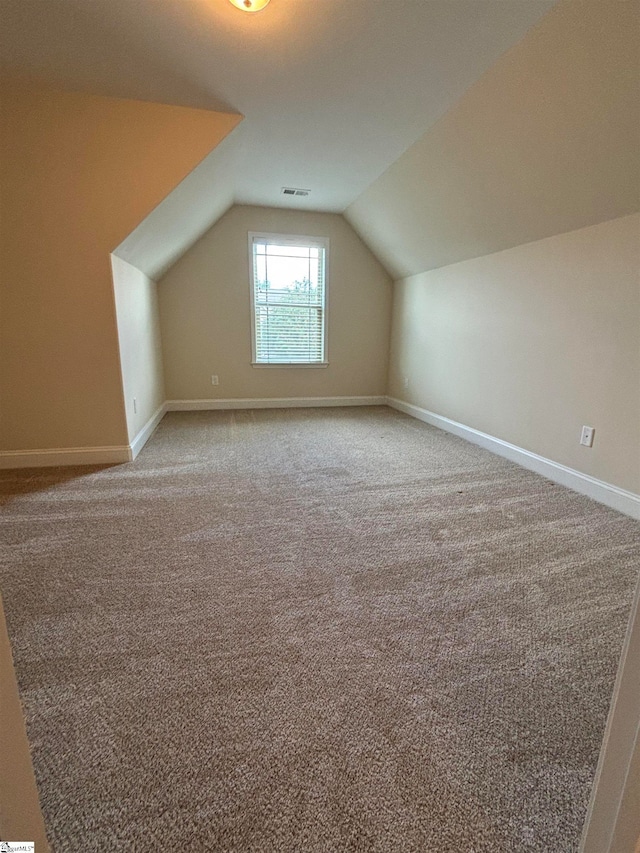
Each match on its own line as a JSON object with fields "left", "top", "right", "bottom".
{"left": 250, "top": 234, "right": 328, "bottom": 365}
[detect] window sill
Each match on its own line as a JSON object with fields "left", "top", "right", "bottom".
{"left": 251, "top": 362, "right": 329, "bottom": 369}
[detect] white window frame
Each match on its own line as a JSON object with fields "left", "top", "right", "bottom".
{"left": 249, "top": 232, "right": 329, "bottom": 367}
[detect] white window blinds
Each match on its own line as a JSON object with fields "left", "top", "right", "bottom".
{"left": 250, "top": 235, "right": 327, "bottom": 365}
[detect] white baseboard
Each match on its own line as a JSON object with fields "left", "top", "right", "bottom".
{"left": 387, "top": 397, "right": 640, "bottom": 521}
{"left": 166, "top": 396, "right": 386, "bottom": 411}
{"left": 0, "top": 445, "right": 131, "bottom": 469}
{"left": 129, "top": 403, "right": 167, "bottom": 460}
{"left": 0, "top": 397, "right": 381, "bottom": 469}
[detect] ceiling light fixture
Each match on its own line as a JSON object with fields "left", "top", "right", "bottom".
{"left": 228, "top": 0, "right": 271, "bottom": 11}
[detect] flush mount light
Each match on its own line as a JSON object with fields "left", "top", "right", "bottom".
{"left": 228, "top": 0, "right": 271, "bottom": 11}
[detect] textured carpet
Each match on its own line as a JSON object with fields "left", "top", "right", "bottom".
{"left": 0, "top": 407, "right": 638, "bottom": 852}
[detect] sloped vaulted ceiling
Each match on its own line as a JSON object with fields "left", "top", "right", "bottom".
{"left": 345, "top": 0, "right": 640, "bottom": 279}
{"left": 1, "top": 0, "right": 637, "bottom": 281}
{"left": 1, "top": 0, "right": 556, "bottom": 278}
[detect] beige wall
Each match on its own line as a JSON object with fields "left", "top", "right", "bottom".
{"left": 0, "top": 74, "right": 240, "bottom": 452}
{"left": 158, "top": 205, "right": 392, "bottom": 401}
{"left": 388, "top": 214, "right": 640, "bottom": 495}
{"left": 345, "top": 0, "right": 639, "bottom": 279}
{"left": 111, "top": 257, "right": 165, "bottom": 442}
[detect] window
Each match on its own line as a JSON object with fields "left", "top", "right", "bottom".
{"left": 249, "top": 233, "right": 328, "bottom": 365}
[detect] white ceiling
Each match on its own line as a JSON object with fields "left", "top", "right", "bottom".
{"left": 344, "top": 1, "right": 640, "bottom": 278}
{"left": 0, "top": 0, "right": 555, "bottom": 213}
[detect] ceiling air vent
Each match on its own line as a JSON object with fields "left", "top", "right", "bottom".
{"left": 282, "top": 187, "right": 311, "bottom": 197}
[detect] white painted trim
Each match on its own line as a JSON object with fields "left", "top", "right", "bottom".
{"left": 248, "top": 232, "right": 330, "bottom": 367}
{"left": 129, "top": 403, "right": 167, "bottom": 460}
{"left": 166, "top": 396, "right": 386, "bottom": 411}
{"left": 386, "top": 397, "right": 640, "bottom": 520}
{"left": 0, "top": 445, "right": 131, "bottom": 469}
{"left": 251, "top": 362, "right": 329, "bottom": 368}
{"left": 580, "top": 571, "right": 640, "bottom": 852}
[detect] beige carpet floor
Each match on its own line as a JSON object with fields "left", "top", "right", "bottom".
{"left": 1, "top": 407, "right": 638, "bottom": 852}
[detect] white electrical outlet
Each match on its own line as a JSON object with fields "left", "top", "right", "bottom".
{"left": 211, "top": 375, "right": 219, "bottom": 386}
{"left": 403, "top": 377, "right": 409, "bottom": 390}
{"left": 580, "top": 425, "right": 595, "bottom": 447}
{"left": 133, "top": 397, "right": 137, "bottom": 414}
